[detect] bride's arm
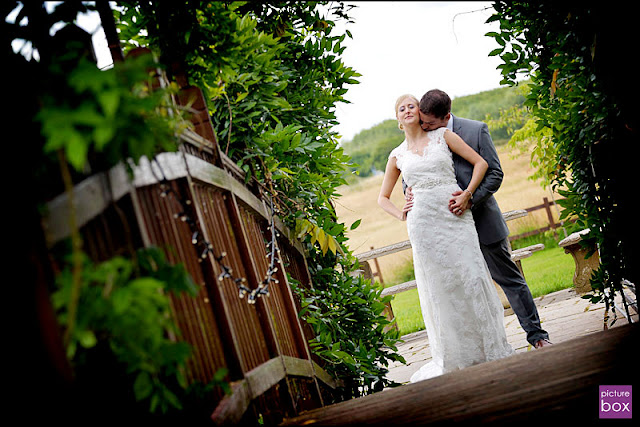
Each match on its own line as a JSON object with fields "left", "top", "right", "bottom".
{"left": 444, "top": 129, "right": 488, "bottom": 209}
{"left": 378, "top": 157, "right": 413, "bottom": 221}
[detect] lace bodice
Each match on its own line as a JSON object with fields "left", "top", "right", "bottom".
{"left": 388, "top": 127, "right": 456, "bottom": 189}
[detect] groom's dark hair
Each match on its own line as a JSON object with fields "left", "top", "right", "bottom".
{"left": 419, "top": 89, "right": 451, "bottom": 120}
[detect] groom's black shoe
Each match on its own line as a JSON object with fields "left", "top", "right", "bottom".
{"left": 534, "top": 339, "right": 552, "bottom": 349}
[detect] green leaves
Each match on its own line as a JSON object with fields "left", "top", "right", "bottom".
{"left": 51, "top": 247, "right": 210, "bottom": 414}
{"left": 37, "top": 54, "right": 185, "bottom": 173}
{"left": 295, "top": 218, "right": 344, "bottom": 256}
{"left": 41, "top": 0, "right": 395, "bottom": 404}
{"left": 489, "top": 2, "right": 633, "bottom": 316}
{"left": 290, "top": 270, "right": 404, "bottom": 398}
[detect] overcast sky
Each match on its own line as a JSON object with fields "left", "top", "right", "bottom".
{"left": 16, "top": 2, "right": 503, "bottom": 143}
{"left": 332, "top": 1, "right": 503, "bottom": 141}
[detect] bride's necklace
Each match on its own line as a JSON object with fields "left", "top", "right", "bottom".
{"left": 408, "top": 140, "right": 428, "bottom": 154}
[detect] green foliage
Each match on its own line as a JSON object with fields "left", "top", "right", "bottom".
{"left": 453, "top": 88, "right": 515, "bottom": 120}
{"left": 114, "top": 0, "right": 402, "bottom": 399}
{"left": 8, "top": 0, "right": 402, "bottom": 407}
{"left": 487, "top": 2, "right": 635, "bottom": 314}
{"left": 484, "top": 81, "right": 560, "bottom": 188}
{"left": 50, "top": 247, "right": 226, "bottom": 414}
{"left": 6, "top": 2, "right": 224, "bottom": 419}
{"left": 37, "top": 47, "right": 186, "bottom": 174}
{"left": 341, "top": 120, "right": 404, "bottom": 177}
{"left": 290, "top": 271, "right": 405, "bottom": 398}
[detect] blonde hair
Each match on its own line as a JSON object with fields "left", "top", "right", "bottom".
{"left": 395, "top": 94, "right": 419, "bottom": 130}
{"left": 395, "top": 94, "right": 419, "bottom": 114}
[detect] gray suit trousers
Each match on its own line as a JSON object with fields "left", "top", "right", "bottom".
{"left": 480, "top": 237, "right": 549, "bottom": 345}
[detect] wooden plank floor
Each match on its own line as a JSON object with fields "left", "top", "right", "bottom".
{"left": 281, "top": 289, "right": 638, "bottom": 426}
{"left": 386, "top": 288, "right": 638, "bottom": 384}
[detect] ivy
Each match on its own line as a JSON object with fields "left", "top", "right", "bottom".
{"left": 37, "top": 44, "right": 187, "bottom": 175}
{"left": 51, "top": 247, "right": 228, "bottom": 414}
{"left": 7, "top": 2, "right": 224, "bottom": 417}
{"left": 291, "top": 272, "right": 405, "bottom": 399}
{"left": 8, "top": 1, "right": 403, "bottom": 414}
{"left": 115, "top": 1, "right": 402, "bottom": 398}
{"left": 487, "top": 2, "right": 636, "bottom": 319}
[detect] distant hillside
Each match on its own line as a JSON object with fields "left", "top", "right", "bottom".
{"left": 341, "top": 85, "right": 526, "bottom": 177}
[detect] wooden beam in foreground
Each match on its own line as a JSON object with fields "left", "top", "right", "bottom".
{"left": 281, "top": 323, "right": 638, "bottom": 426}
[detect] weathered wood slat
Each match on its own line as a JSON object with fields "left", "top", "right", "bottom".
{"left": 210, "top": 381, "right": 251, "bottom": 426}
{"left": 282, "top": 355, "right": 315, "bottom": 378}
{"left": 245, "top": 357, "right": 286, "bottom": 399}
{"left": 211, "top": 355, "right": 340, "bottom": 425}
{"left": 380, "top": 280, "right": 416, "bottom": 297}
{"left": 502, "top": 208, "right": 528, "bottom": 222}
{"left": 312, "top": 361, "right": 341, "bottom": 390}
{"left": 513, "top": 242, "right": 545, "bottom": 254}
{"left": 510, "top": 250, "right": 531, "bottom": 262}
{"left": 281, "top": 323, "right": 639, "bottom": 425}
{"left": 355, "top": 240, "right": 413, "bottom": 262}
{"left": 41, "top": 149, "right": 304, "bottom": 256}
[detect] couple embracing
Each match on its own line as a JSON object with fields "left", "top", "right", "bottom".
{"left": 378, "top": 89, "right": 551, "bottom": 382}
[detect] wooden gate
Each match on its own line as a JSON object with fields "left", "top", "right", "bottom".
{"left": 40, "top": 60, "right": 337, "bottom": 425}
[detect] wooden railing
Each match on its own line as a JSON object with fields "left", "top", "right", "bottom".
{"left": 508, "top": 196, "right": 568, "bottom": 241}
{"left": 354, "top": 209, "right": 547, "bottom": 330}
{"left": 355, "top": 209, "right": 531, "bottom": 282}
{"left": 358, "top": 196, "right": 569, "bottom": 289}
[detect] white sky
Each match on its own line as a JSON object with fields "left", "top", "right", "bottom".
{"left": 12, "top": 2, "right": 503, "bottom": 142}
{"left": 332, "top": 1, "right": 503, "bottom": 141}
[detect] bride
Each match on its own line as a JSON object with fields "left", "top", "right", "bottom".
{"left": 378, "top": 94, "right": 514, "bottom": 382}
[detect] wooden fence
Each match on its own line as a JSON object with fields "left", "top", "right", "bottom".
{"left": 39, "top": 48, "right": 335, "bottom": 425}
{"left": 365, "top": 196, "right": 569, "bottom": 285}
{"left": 355, "top": 209, "right": 549, "bottom": 329}
{"left": 508, "top": 196, "right": 569, "bottom": 242}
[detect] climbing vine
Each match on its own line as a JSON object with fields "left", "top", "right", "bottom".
{"left": 7, "top": 1, "right": 403, "bottom": 416}
{"left": 487, "top": 2, "right": 637, "bottom": 320}
{"left": 114, "top": 0, "right": 404, "bottom": 398}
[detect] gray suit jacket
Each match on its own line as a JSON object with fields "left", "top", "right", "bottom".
{"left": 451, "top": 115, "right": 509, "bottom": 245}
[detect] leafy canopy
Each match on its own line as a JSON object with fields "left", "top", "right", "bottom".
{"left": 486, "top": 1, "right": 636, "bottom": 315}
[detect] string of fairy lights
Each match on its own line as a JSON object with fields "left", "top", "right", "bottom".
{"left": 150, "top": 154, "right": 281, "bottom": 304}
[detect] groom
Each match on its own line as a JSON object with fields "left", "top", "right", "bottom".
{"left": 405, "top": 89, "right": 551, "bottom": 349}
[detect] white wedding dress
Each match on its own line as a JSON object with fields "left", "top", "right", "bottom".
{"left": 389, "top": 127, "right": 514, "bottom": 382}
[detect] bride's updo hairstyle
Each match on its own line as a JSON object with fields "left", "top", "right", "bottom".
{"left": 395, "top": 94, "right": 419, "bottom": 130}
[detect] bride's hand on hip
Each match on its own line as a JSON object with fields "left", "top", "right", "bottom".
{"left": 405, "top": 186, "right": 414, "bottom": 201}
{"left": 400, "top": 198, "right": 414, "bottom": 221}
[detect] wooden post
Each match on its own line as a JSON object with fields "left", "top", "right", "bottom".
{"left": 543, "top": 197, "right": 557, "bottom": 238}
{"left": 96, "top": 1, "right": 124, "bottom": 64}
{"left": 360, "top": 261, "right": 397, "bottom": 332}
{"left": 370, "top": 246, "right": 384, "bottom": 284}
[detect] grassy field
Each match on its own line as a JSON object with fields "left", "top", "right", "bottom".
{"left": 334, "top": 143, "right": 578, "bottom": 337}
{"left": 335, "top": 143, "right": 568, "bottom": 279}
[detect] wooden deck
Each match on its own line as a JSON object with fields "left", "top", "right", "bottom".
{"left": 281, "top": 288, "right": 638, "bottom": 425}
{"left": 386, "top": 287, "right": 638, "bottom": 384}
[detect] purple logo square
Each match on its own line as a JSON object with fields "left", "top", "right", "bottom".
{"left": 599, "top": 385, "right": 632, "bottom": 419}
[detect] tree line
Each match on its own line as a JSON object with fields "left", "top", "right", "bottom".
{"left": 341, "top": 84, "right": 526, "bottom": 177}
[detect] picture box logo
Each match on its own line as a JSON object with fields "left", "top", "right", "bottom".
{"left": 599, "top": 385, "right": 632, "bottom": 419}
